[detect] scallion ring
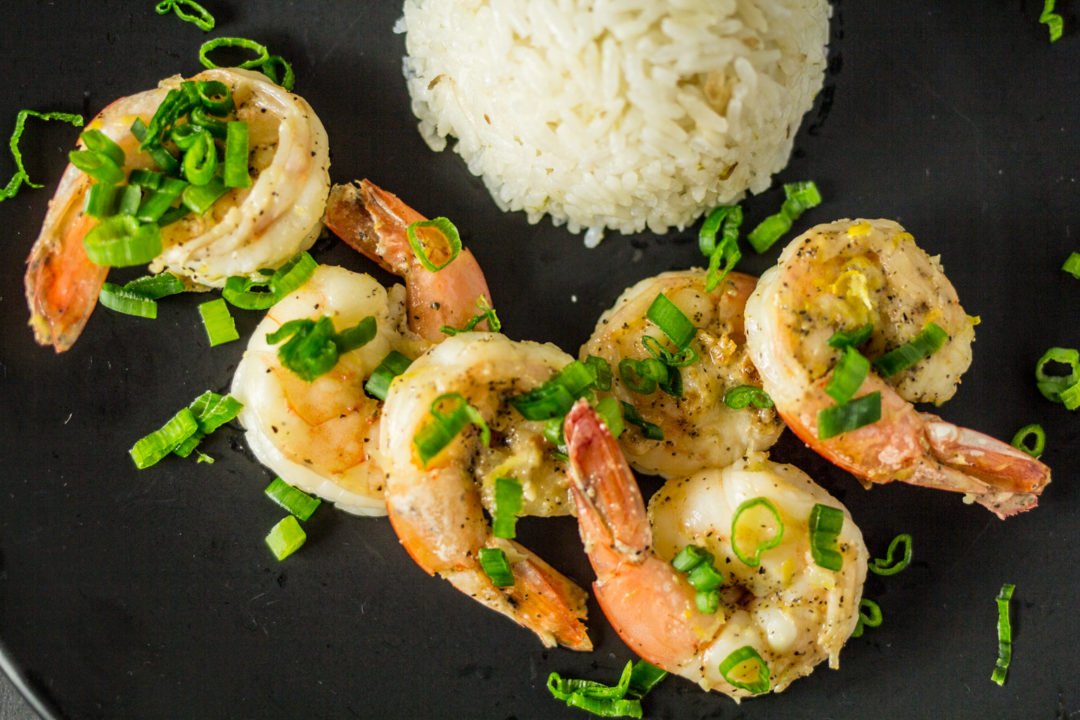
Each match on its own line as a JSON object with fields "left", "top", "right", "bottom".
{"left": 99, "top": 283, "right": 158, "bottom": 318}
{"left": 808, "top": 503, "right": 845, "bottom": 571}
{"left": 491, "top": 477, "right": 523, "bottom": 539}
{"left": 817, "top": 391, "right": 882, "bottom": 440}
{"left": 621, "top": 402, "right": 664, "bottom": 441}
{"left": 155, "top": 0, "right": 215, "bottom": 31}
{"left": 83, "top": 215, "right": 163, "bottom": 266}
{"left": 414, "top": 393, "right": 490, "bottom": 467}
{"left": 199, "top": 298, "right": 239, "bottom": 347}
{"left": 991, "top": 583, "right": 1015, "bottom": 685}
{"left": 722, "top": 385, "right": 773, "bottom": 410}
{"left": 730, "top": 497, "right": 784, "bottom": 567}
{"left": 1010, "top": 423, "right": 1046, "bottom": 459}
{"left": 406, "top": 217, "right": 462, "bottom": 272}
{"left": 1034, "top": 346, "right": 1080, "bottom": 405}
{"left": 1, "top": 110, "right": 84, "bottom": 202}
{"left": 746, "top": 181, "right": 821, "bottom": 254}
{"left": 364, "top": 350, "right": 413, "bottom": 402}
{"left": 646, "top": 293, "right": 696, "bottom": 350}
{"left": 850, "top": 598, "right": 883, "bottom": 638}
{"left": 828, "top": 323, "right": 874, "bottom": 349}
{"left": 478, "top": 547, "right": 514, "bottom": 587}
{"left": 717, "top": 646, "right": 771, "bottom": 694}
{"left": 825, "top": 346, "right": 871, "bottom": 405}
{"left": 265, "top": 515, "right": 306, "bottom": 561}
{"left": 265, "top": 477, "right": 321, "bottom": 521}
{"left": 868, "top": 533, "right": 913, "bottom": 576}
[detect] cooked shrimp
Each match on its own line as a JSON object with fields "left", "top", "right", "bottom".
{"left": 580, "top": 269, "right": 783, "bottom": 477}
{"left": 564, "top": 400, "right": 867, "bottom": 699}
{"left": 230, "top": 265, "right": 426, "bottom": 515}
{"left": 379, "top": 332, "right": 591, "bottom": 649}
{"left": 744, "top": 218, "right": 1051, "bottom": 518}
{"left": 25, "top": 67, "right": 330, "bottom": 352}
{"left": 325, "top": 179, "right": 492, "bottom": 341}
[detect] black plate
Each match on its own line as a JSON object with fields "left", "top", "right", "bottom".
{"left": 1, "top": 2, "right": 1078, "bottom": 718}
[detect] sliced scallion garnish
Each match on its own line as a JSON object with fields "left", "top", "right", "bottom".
{"left": 1010, "top": 423, "right": 1046, "bottom": 459}
{"left": 1039, "top": 0, "right": 1063, "bottom": 42}
{"left": 717, "top": 646, "right": 770, "bottom": 694}
{"left": 155, "top": 0, "right": 216, "bottom": 31}
{"left": 85, "top": 182, "right": 120, "bottom": 219}
{"left": 1, "top": 109, "right": 84, "bottom": 202}
{"left": 414, "top": 393, "right": 490, "bottom": 467}
{"left": 646, "top": 293, "right": 696, "bottom": 350}
{"left": 265, "top": 515, "right": 306, "bottom": 561}
{"left": 583, "top": 355, "right": 612, "bottom": 391}
{"left": 825, "top": 346, "right": 870, "bottom": 405}
{"left": 808, "top": 503, "right": 845, "bottom": 571}
{"left": 817, "top": 391, "right": 882, "bottom": 440}
{"left": 593, "top": 395, "right": 624, "bottom": 439}
{"left": 82, "top": 215, "right": 163, "bottom": 266}
{"left": 991, "top": 583, "right": 1015, "bottom": 686}
{"left": 182, "top": 175, "right": 227, "bottom": 214}
{"left": 223, "top": 120, "right": 251, "bottom": 188}
{"left": 868, "top": 533, "right": 912, "bottom": 576}
{"left": 491, "top": 477, "right": 523, "bottom": 539}
{"left": 699, "top": 204, "right": 743, "bottom": 292}
{"left": 872, "top": 322, "right": 948, "bottom": 378}
{"left": 69, "top": 149, "right": 125, "bottom": 185}
{"left": 731, "top": 497, "right": 784, "bottom": 567}
{"left": 173, "top": 391, "right": 244, "bottom": 457}
{"left": 746, "top": 181, "right": 821, "bottom": 254}
{"left": 827, "top": 323, "right": 874, "bottom": 349}
{"left": 511, "top": 360, "right": 596, "bottom": 421}
{"left": 621, "top": 402, "right": 663, "bottom": 441}
{"left": 440, "top": 296, "right": 501, "bottom": 335}
{"left": 850, "top": 598, "right": 883, "bottom": 638}
{"left": 1034, "top": 346, "right": 1080, "bottom": 406}
{"left": 129, "top": 407, "right": 199, "bottom": 469}
{"left": 478, "top": 547, "right": 514, "bottom": 587}
{"left": 547, "top": 660, "right": 667, "bottom": 717}
{"left": 722, "top": 385, "right": 773, "bottom": 409}
{"left": 265, "top": 477, "right": 322, "bottom": 521}
{"left": 137, "top": 176, "right": 188, "bottom": 223}
{"left": 99, "top": 282, "right": 158, "bottom": 318}
{"left": 267, "top": 314, "right": 376, "bottom": 382}
{"left": 406, "top": 217, "right": 462, "bottom": 272}
{"left": 123, "top": 272, "right": 185, "bottom": 299}
{"left": 364, "top": 350, "right": 413, "bottom": 401}
{"left": 199, "top": 298, "right": 240, "bottom": 346}
{"left": 1062, "top": 251, "right": 1080, "bottom": 279}
{"left": 79, "top": 129, "right": 125, "bottom": 167}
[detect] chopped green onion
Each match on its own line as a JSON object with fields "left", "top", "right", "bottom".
{"left": 492, "top": 477, "right": 523, "bottom": 539}
{"left": 137, "top": 176, "right": 188, "bottom": 223}
{"left": 365, "top": 350, "right": 413, "bottom": 401}
{"left": 199, "top": 298, "right": 239, "bottom": 346}
{"left": 267, "top": 317, "right": 339, "bottom": 381}
{"left": 188, "top": 105, "right": 228, "bottom": 139}
{"left": 268, "top": 250, "right": 319, "bottom": 298}
{"left": 621, "top": 402, "right": 663, "bottom": 441}
{"left": 826, "top": 346, "right": 870, "bottom": 404}
{"left": 687, "top": 561, "right": 724, "bottom": 592}
{"left": 85, "top": 182, "right": 121, "bottom": 219}
{"left": 1039, "top": 0, "right": 1063, "bottom": 42}
{"left": 723, "top": 385, "right": 773, "bottom": 409}
{"left": 617, "top": 357, "right": 667, "bottom": 395}
{"left": 129, "top": 407, "right": 199, "bottom": 469}
{"left": 593, "top": 395, "right": 624, "bottom": 439}
{"left": 172, "top": 390, "right": 244, "bottom": 457}
{"left": 2, "top": 109, "right": 84, "bottom": 202}
{"left": 414, "top": 393, "right": 490, "bottom": 467}
{"left": 731, "top": 497, "right": 784, "bottom": 567}
{"left": 116, "top": 184, "right": 142, "bottom": 216}
{"left": 123, "top": 272, "right": 185, "bottom": 299}
{"left": 1010, "top": 424, "right": 1046, "bottom": 458}
{"left": 129, "top": 117, "right": 179, "bottom": 174}
{"left": 406, "top": 217, "right": 462, "bottom": 272}
{"left": 809, "top": 503, "right": 845, "bottom": 571}
{"left": 868, "top": 533, "right": 913, "bottom": 576}
{"left": 695, "top": 589, "right": 721, "bottom": 615}
{"left": 265, "top": 515, "right": 306, "bottom": 561}
{"left": 222, "top": 275, "right": 276, "bottom": 310}
{"left": 195, "top": 81, "right": 234, "bottom": 115}
{"left": 717, "top": 646, "right": 770, "bottom": 694}
{"left": 170, "top": 122, "right": 206, "bottom": 151}
{"left": 746, "top": 181, "right": 822, "bottom": 254}
{"left": 1061, "top": 382, "right": 1080, "bottom": 411}
{"left": 646, "top": 294, "right": 696, "bottom": 350}
{"left": 641, "top": 335, "right": 698, "bottom": 368}
{"left": 699, "top": 205, "right": 743, "bottom": 292}
{"left": 478, "top": 547, "right": 514, "bottom": 587}
{"left": 584, "top": 355, "right": 612, "bottom": 391}
{"left": 440, "top": 296, "right": 501, "bottom": 335}
{"left": 199, "top": 36, "right": 270, "bottom": 70}
{"left": 69, "top": 149, "right": 125, "bottom": 185}
{"left": 817, "top": 391, "right": 882, "bottom": 440}
{"left": 1062, "top": 252, "right": 1080, "bottom": 279}
{"left": 671, "top": 544, "right": 712, "bottom": 573}
{"left": 850, "top": 598, "right": 883, "bottom": 638}
{"left": 547, "top": 659, "right": 666, "bottom": 718}
{"left": 265, "top": 477, "right": 322, "bottom": 521}
{"left": 155, "top": 0, "right": 216, "bottom": 31}
{"left": 1034, "top": 347, "right": 1080, "bottom": 405}
{"left": 83, "top": 215, "right": 163, "bottom": 266}
{"left": 224, "top": 120, "right": 251, "bottom": 188}
{"left": 511, "top": 360, "right": 596, "bottom": 420}
{"left": 332, "top": 316, "right": 377, "bottom": 354}
{"left": 129, "top": 169, "right": 163, "bottom": 189}
{"left": 872, "top": 322, "right": 948, "bottom": 378}
{"left": 181, "top": 131, "right": 217, "bottom": 186}
{"left": 627, "top": 661, "right": 668, "bottom": 698}
{"left": 258, "top": 55, "right": 296, "bottom": 91}
{"left": 828, "top": 322, "right": 874, "bottom": 350}
{"left": 79, "top": 129, "right": 125, "bottom": 167}
{"left": 991, "top": 583, "right": 1015, "bottom": 686}
{"left": 99, "top": 282, "right": 158, "bottom": 318}
{"left": 182, "top": 176, "right": 228, "bottom": 214}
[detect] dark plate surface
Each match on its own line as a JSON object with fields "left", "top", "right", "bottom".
{"left": 1, "top": 2, "right": 1078, "bottom": 718}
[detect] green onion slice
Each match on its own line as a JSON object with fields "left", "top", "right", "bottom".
{"left": 478, "top": 547, "right": 514, "bottom": 587}
{"left": 717, "top": 646, "right": 771, "bottom": 694}
{"left": 1061, "top": 382, "right": 1080, "bottom": 411}
{"left": 646, "top": 293, "right": 696, "bottom": 350}
{"left": 83, "top": 215, "right": 163, "bottom": 267}
{"left": 817, "top": 391, "right": 882, "bottom": 440}
{"left": 269, "top": 250, "right": 318, "bottom": 298}
{"left": 199, "top": 298, "right": 239, "bottom": 346}
{"left": 199, "top": 36, "right": 270, "bottom": 70}
{"left": 265, "top": 477, "right": 322, "bottom": 521}
{"left": 69, "top": 149, "right": 125, "bottom": 185}
{"left": 809, "top": 503, "right": 845, "bottom": 571}
{"left": 137, "top": 176, "right": 188, "bottom": 223}
{"left": 414, "top": 393, "right": 490, "bottom": 467}
{"left": 826, "top": 346, "right": 871, "bottom": 405}
{"left": 195, "top": 80, "right": 234, "bottom": 114}
{"left": 1039, "top": 0, "right": 1063, "bottom": 42}
{"left": 723, "top": 385, "right": 773, "bottom": 409}
{"left": 332, "top": 316, "right": 377, "bottom": 354}
{"left": 687, "top": 560, "right": 724, "bottom": 592}
{"left": 259, "top": 55, "right": 296, "bottom": 92}
{"left": 79, "top": 129, "right": 125, "bottom": 167}
{"left": 868, "top": 533, "right": 912, "bottom": 576}
{"left": 699, "top": 205, "right": 743, "bottom": 292}
{"left": 129, "top": 407, "right": 199, "bottom": 469}
{"left": 695, "top": 589, "right": 721, "bottom": 615}
{"left": 172, "top": 390, "right": 243, "bottom": 458}
{"left": 584, "top": 355, "right": 612, "bottom": 391}
{"left": 265, "top": 515, "right": 306, "bottom": 561}
{"left": 547, "top": 659, "right": 666, "bottom": 717}
{"left": 267, "top": 317, "right": 340, "bottom": 382}
{"left": 1062, "top": 251, "right": 1080, "bottom": 279}
{"left": 671, "top": 544, "right": 712, "bottom": 573}
{"left": 2, "top": 110, "right": 84, "bottom": 202}
{"left": 827, "top": 323, "right": 874, "bottom": 350}
{"left": 627, "top": 661, "right": 668, "bottom": 698}
{"left": 117, "top": 185, "right": 142, "bottom": 216}
{"left": 224, "top": 120, "right": 251, "bottom": 188}
{"left": 365, "top": 350, "right": 413, "bottom": 401}
{"left": 872, "top": 322, "right": 948, "bottom": 378}
{"left": 182, "top": 176, "right": 228, "bottom": 214}
{"left": 155, "top": 0, "right": 216, "bottom": 31}
{"left": 618, "top": 357, "right": 665, "bottom": 395}
{"left": 181, "top": 131, "right": 218, "bottom": 186}
{"left": 129, "top": 117, "right": 180, "bottom": 174}
{"left": 123, "top": 272, "right": 185, "bottom": 299}
{"left": 1034, "top": 346, "right": 1080, "bottom": 403}
{"left": 491, "top": 477, "right": 523, "bottom": 539}
{"left": 593, "top": 396, "right": 624, "bottom": 439}
{"left": 406, "top": 217, "right": 462, "bottom": 272}
{"left": 511, "top": 360, "right": 596, "bottom": 421}
{"left": 440, "top": 296, "right": 501, "bottom": 335}
{"left": 850, "top": 598, "right": 883, "bottom": 638}
{"left": 641, "top": 335, "right": 699, "bottom": 368}
{"left": 991, "top": 583, "right": 1015, "bottom": 686}
{"left": 1010, "top": 424, "right": 1046, "bottom": 459}
{"left": 99, "top": 282, "right": 158, "bottom": 318}
{"left": 731, "top": 497, "right": 784, "bottom": 567}
{"left": 85, "top": 183, "right": 120, "bottom": 220}
{"left": 746, "top": 181, "right": 822, "bottom": 254}
{"left": 621, "top": 402, "right": 664, "bottom": 441}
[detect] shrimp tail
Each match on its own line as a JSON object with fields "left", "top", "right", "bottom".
{"left": 563, "top": 400, "right": 718, "bottom": 670}
{"left": 325, "top": 180, "right": 493, "bottom": 341}
{"left": 24, "top": 170, "right": 107, "bottom": 352}
{"left": 922, "top": 415, "right": 1051, "bottom": 518}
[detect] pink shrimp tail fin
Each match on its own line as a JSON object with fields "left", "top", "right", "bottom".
{"left": 324, "top": 180, "right": 492, "bottom": 341}
{"left": 921, "top": 415, "right": 1051, "bottom": 519}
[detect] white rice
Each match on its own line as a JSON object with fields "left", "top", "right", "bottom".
{"left": 398, "top": 0, "right": 830, "bottom": 245}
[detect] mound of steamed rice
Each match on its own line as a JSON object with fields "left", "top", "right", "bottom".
{"left": 399, "top": 0, "right": 830, "bottom": 246}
